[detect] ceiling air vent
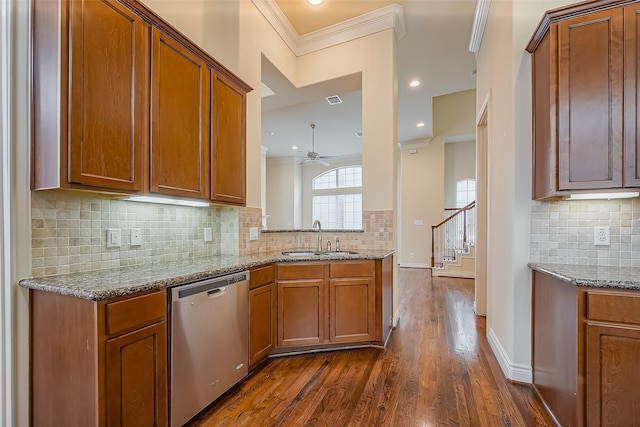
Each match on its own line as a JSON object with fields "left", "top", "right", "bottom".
{"left": 325, "top": 95, "right": 342, "bottom": 105}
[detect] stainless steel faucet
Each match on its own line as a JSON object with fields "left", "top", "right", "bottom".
{"left": 312, "top": 220, "right": 322, "bottom": 252}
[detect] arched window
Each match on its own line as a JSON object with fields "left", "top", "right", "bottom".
{"left": 312, "top": 166, "right": 362, "bottom": 229}
{"left": 456, "top": 179, "right": 476, "bottom": 208}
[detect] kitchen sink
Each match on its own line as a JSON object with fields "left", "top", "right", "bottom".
{"left": 282, "top": 250, "right": 359, "bottom": 257}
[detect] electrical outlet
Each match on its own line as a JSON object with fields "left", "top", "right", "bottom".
{"left": 106, "top": 229, "right": 121, "bottom": 249}
{"left": 410, "top": 252, "right": 415, "bottom": 258}
{"left": 130, "top": 228, "right": 142, "bottom": 246}
{"left": 249, "top": 227, "right": 259, "bottom": 241}
{"left": 204, "top": 227, "right": 213, "bottom": 242}
{"left": 593, "top": 226, "right": 610, "bottom": 246}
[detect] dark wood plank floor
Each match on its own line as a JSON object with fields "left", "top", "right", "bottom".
{"left": 191, "top": 268, "right": 554, "bottom": 426}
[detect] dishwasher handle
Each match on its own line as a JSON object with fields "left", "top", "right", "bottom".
{"left": 173, "top": 271, "right": 248, "bottom": 300}
{"left": 207, "top": 287, "right": 226, "bottom": 296}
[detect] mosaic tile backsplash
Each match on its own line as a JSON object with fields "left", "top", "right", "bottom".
{"left": 31, "top": 191, "right": 395, "bottom": 277}
{"left": 530, "top": 198, "right": 640, "bottom": 267}
{"left": 31, "top": 191, "right": 237, "bottom": 277}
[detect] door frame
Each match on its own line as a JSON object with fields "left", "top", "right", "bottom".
{"left": 475, "top": 92, "right": 490, "bottom": 316}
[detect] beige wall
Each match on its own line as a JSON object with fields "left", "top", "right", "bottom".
{"left": 265, "top": 157, "right": 301, "bottom": 229}
{"left": 476, "top": 0, "right": 576, "bottom": 381}
{"left": 398, "top": 89, "right": 475, "bottom": 267}
{"left": 444, "top": 140, "right": 476, "bottom": 208}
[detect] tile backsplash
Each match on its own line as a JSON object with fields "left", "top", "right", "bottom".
{"left": 530, "top": 198, "right": 640, "bottom": 267}
{"left": 31, "top": 191, "right": 238, "bottom": 277}
{"left": 31, "top": 191, "right": 396, "bottom": 278}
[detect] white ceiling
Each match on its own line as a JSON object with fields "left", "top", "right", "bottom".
{"left": 261, "top": 0, "right": 477, "bottom": 159}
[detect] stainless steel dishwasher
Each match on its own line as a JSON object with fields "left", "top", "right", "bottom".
{"left": 168, "top": 270, "right": 249, "bottom": 427}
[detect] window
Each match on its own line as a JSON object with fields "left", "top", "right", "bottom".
{"left": 312, "top": 166, "right": 362, "bottom": 229}
{"left": 456, "top": 179, "right": 475, "bottom": 208}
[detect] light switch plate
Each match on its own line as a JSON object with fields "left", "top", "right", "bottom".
{"left": 131, "top": 228, "right": 142, "bottom": 246}
{"left": 106, "top": 229, "right": 121, "bottom": 249}
{"left": 249, "top": 227, "right": 259, "bottom": 241}
{"left": 594, "top": 226, "right": 610, "bottom": 246}
{"left": 204, "top": 227, "right": 213, "bottom": 242}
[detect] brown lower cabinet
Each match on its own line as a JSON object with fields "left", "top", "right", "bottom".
{"left": 249, "top": 264, "right": 277, "bottom": 369}
{"left": 31, "top": 289, "right": 167, "bottom": 427}
{"left": 532, "top": 270, "right": 640, "bottom": 427}
{"left": 276, "top": 260, "right": 378, "bottom": 350}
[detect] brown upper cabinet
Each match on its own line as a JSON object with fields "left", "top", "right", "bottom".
{"left": 150, "top": 28, "right": 210, "bottom": 199}
{"left": 32, "top": 0, "right": 251, "bottom": 205}
{"left": 33, "top": 0, "right": 149, "bottom": 192}
{"left": 211, "top": 73, "right": 247, "bottom": 205}
{"left": 527, "top": 0, "right": 640, "bottom": 200}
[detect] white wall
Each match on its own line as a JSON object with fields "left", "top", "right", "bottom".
{"left": 475, "top": 0, "right": 576, "bottom": 382}
{"left": 3, "top": 0, "right": 33, "bottom": 424}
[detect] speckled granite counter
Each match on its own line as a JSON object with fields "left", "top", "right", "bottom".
{"left": 19, "top": 249, "right": 395, "bottom": 300}
{"left": 528, "top": 262, "right": 640, "bottom": 290}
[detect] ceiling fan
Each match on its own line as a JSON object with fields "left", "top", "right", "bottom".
{"left": 301, "top": 123, "right": 333, "bottom": 166}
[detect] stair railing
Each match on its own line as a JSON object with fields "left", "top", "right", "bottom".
{"left": 431, "top": 200, "right": 476, "bottom": 268}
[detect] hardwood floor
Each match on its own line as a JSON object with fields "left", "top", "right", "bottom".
{"left": 191, "top": 268, "right": 554, "bottom": 427}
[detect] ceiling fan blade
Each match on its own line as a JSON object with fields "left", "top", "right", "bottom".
{"left": 317, "top": 159, "right": 330, "bottom": 166}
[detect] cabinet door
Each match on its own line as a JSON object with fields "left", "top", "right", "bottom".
{"left": 106, "top": 322, "right": 167, "bottom": 427}
{"left": 558, "top": 9, "right": 624, "bottom": 190}
{"left": 586, "top": 323, "right": 640, "bottom": 426}
{"left": 277, "top": 280, "right": 325, "bottom": 347}
{"left": 625, "top": 5, "right": 640, "bottom": 188}
{"left": 211, "top": 72, "right": 246, "bottom": 205}
{"left": 68, "top": 0, "right": 148, "bottom": 191}
{"left": 249, "top": 282, "right": 276, "bottom": 368}
{"left": 330, "top": 277, "right": 375, "bottom": 343}
{"left": 150, "top": 28, "right": 210, "bottom": 199}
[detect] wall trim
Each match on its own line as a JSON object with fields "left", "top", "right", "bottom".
{"left": 444, "top": 133, "right": 475, "bottom": 144}
{"left": 432, "top": 270, "right": 475, "bottom": 279}
{"left": 398, "top": 138, "right": 432, "bottom": 150}
{"left": 392, "top": 308, "right": 400, "bottom": 328}
{"left": 487, "top": 327, "right": 532, "bottom": 384}
{"left": 251, "top": 0, "right": 405, "bottom": 56}
{"left": 0, "top": 0, "right": 11, "bottom": 422}
{"left": 468, "top": 0, "right": 491, "bottom": 54}
{"left": 398, "top": 262, "right": 429, "bottom": 269}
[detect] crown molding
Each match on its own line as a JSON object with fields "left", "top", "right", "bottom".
{"left": 444, "top": 133, "right": 475, "bottom": 144}
{"left": 398, "top": 138, "right": 432, "bottom": 150}
{"left": 252, "top": 0, "right": 405, "bottom": 57}
{"left": 469, "top": 0, "right": 491, "bottom": 54}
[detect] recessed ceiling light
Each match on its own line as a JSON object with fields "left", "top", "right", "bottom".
{"left": 409, "top": 80, "right": 420, "bottom": 87}
{"left": 292, "top": 146, "right": 298, "bottom": 150}
{"left": 307, "top": 0, "right": 324, "bottom": 5}
{"left": 417, "top": 122, "right": 425, "bottom": 128}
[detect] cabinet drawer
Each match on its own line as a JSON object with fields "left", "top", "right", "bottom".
{"left": 250, "top": 264, "right": 275, "bottom": 289}
{"left": 106, "top": 291, "right": 166, "bottom": 336}
{"left": 587, "top": 291, "right": 640, "bottom": 325}
{"left": 277, "top": 263, "right": 324, "bottom": 280}
{"left": 330, "top": 261, "right": 375, "bottom": 278}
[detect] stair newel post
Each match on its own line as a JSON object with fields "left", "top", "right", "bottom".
{"left": 463, "top": 207, "right": 467, "bottom": 249}
{"left": 431, "top": 225, "right": 436, "bottom": 268}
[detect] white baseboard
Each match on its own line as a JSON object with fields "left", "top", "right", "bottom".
{"left": 398, "top": 262, "right": 430, "bottom": 269}
{"left": 486, "top": 328, "right": 532, "bottom": 383}
{"left": 392, "top": 309, "right": 400, "bottom": 328}
{"left": 432, "top": 270, "right": 475, "bottom": 279}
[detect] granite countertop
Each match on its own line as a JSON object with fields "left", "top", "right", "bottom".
{"left": 19, "top": 249, "right": 395, "bottom": 301}
{"left": 528, "top": 262, "right": 640, "bottom": 290}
